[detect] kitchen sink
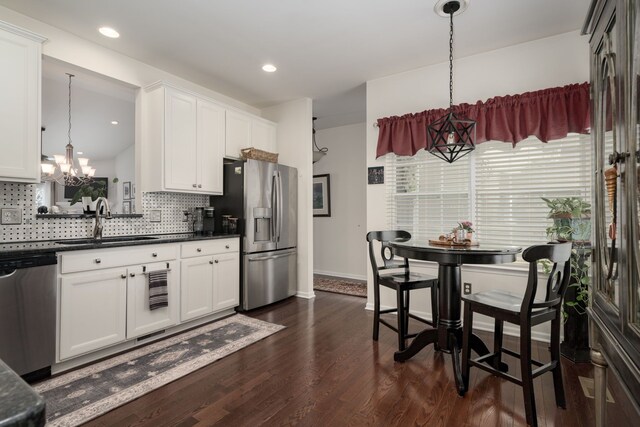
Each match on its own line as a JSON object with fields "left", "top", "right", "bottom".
{"left": 55, "top": 236, "right": 159, "bottom": 245}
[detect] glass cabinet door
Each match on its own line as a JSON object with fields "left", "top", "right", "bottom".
{"left": 594, "top": 25, "right": 620, "bottom": 311}
{"left": 630, "top": 4, "right": 640, "bottom": 331}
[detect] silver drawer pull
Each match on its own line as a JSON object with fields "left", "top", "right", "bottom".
{"left": 130, "top": 273, "right": 136, "bottom": 277}
{"left": 152, "top": 252, "right": 158, "bottom": 257}
{"left": 95, "top": 258, "right": 101, "bottom": 264}
{"left": 121, "top": 274, "right": 126, "bottom": 279}
{"left": 225, "top": 245, "right": 230, "bottom": 249}
{"left": 197, "top": 248, "right": 202, "bottom": 252}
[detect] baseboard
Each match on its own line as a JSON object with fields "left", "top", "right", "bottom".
{"left": 313, "top": 270, "right": 366, "bottom": 282}
{"left": 364, "top": 304, "right": 551, "bottom": 343}
{"left": 296, "top": 291, "right": 316, "bottom": 299}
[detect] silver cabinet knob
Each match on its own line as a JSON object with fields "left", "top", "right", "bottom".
{"left": 225, "top": 244, "right": 230, "bottom": 249}
{"left": 209, "top": 260, "right": 214, "bottom": 264}
{"left": 95, "top": 258, "right": 101, "bottom": 264}
{"left": 214, "top": 259, "right": 219, "bottom": 264}
{"left": 130, "top": 273, "right": 136, "bottom": 277}
{"left": 121, "top": 274, "right": 127, "bottom": 279}
{"left": 192, "top": 184, "right": 197, "bottom": 188}
{"left": 197, "top": 248, "right": 202, "bottom": 252}
{"left": 152, "top": 252, "right": 158, "bottom": 257}
{"left": 198, "top": 184, "right": 202, "bottom": 188}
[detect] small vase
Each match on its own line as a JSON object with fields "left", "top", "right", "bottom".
{"left": 466, "top": 231, "right": 473, "bottom": 241}
{"left": 455, "top": 229, "right": 465, "bottom": 242}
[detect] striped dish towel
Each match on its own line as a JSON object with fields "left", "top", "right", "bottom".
{"left": 148, "top": 270, "right": 168, "bottom": 311}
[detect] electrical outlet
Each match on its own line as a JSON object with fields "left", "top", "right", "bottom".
{"left": 149, "top": 210, "right": 162, "bottom": 223}
{"left": 463, "top": 282, "right": 472, "bottom": 295}
{"left": 1, "top": 208, "right": 22, "bottom": 225}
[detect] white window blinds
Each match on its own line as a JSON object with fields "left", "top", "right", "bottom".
{"left": 385, "top": 134, "right": 592, "bottom": 248}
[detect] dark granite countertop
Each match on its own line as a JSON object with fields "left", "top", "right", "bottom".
{"left": 0, "top": 359, "right": 45, "bottom": 427}
{"left": 0, "top": 233, "right": 240, "bottom": 259}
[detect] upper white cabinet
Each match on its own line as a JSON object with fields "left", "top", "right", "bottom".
{"left": 142, "top": 83, "right": 225, "bottom": 195}
{"left": 225, "top": 109, "right": 277, "bottom": 159}
{"left": 0, "top": 21, "right": 45, "bottom": 183}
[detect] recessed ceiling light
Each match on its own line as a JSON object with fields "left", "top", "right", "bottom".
{"left": 98, "top": 27, "right": 120, "bottom": 38}
{"left": 262, "top": 64, "right": 277, "bottom": 73}
{"left": 111, "top": 120, "right": 119, "bottom": 125}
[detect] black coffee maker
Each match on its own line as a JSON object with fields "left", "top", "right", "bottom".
{"left": 203, "top": 207, "right": 216, "bottom": 236}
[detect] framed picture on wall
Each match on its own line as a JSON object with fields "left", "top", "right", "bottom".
{"left": 122, "top": 201, "right": 131, "bottom": 214}
{"left": 123, "top": 181, "right": 131, "bottom": 200}
{"left": 313, "top": 174, "right": 331, "bottom": 217}
{"left": 131, "top": 183, "right": 136, "bottom": 200}
{"left": 368, "top": 166, "right": 384, "bottom": 184}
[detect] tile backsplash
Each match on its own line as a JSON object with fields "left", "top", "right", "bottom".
{"left": 1, "top": 182, "right": 210, "bottom": 242}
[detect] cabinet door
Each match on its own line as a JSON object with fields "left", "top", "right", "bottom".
{"left": 197, "top": 99, "right": 225, "bottom": 194}
{"left": 0, "top": 25, "right": 43, "bottom": 183}
{"left": 225, "top": 110, "right": 252, "bottom": 159}
{"left": 59, "top": 268, "right": 127, "bottom": 360}
{"left": 213, "top": 252, "right": 240, "bottom": 311}
{"left": 164, "top": 88, "right": 198, "bottom": 191}
{"left": 180, "top": 256, "right": 214, "bottom": 321}
{"left": 252, "top": 119, "right": 277, "bottom": 153}
{"left": 126, "top": 262, "right": 179, "bottom": 339}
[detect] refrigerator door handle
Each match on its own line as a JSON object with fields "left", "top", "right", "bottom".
{"left": 271, "top": 172, "right": 278, "bottom": 242}
{"left": 248, "top": 252, "right": 295, "bottom": 262}
{"left": 277, "top": 171, "right": 283, "bottom": 242}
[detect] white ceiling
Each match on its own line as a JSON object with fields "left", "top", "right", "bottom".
{"left": 1, "top": 0, "right": 589, "bottom": 129}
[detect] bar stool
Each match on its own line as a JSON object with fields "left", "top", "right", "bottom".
{"left": 460, "top": 242, "right": 572, "bottom": 427}
{"left": 366, "top": 230, "right": 439, "bottom": 351}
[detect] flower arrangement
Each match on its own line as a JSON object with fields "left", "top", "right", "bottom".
{"left": 453, "top": 221, "right": 474, "bottom": 233}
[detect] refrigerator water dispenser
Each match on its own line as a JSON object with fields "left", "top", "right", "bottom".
{"left": 253, "top": 207, "right": 272, "bottom": 242}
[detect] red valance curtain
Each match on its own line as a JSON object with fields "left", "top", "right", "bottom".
{"left": 375, "top": 82, "right": 591, "bottom": 158}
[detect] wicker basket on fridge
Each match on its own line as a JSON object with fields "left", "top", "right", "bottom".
{"left": 240, "top": 147, "right": 279, "bottom": 163}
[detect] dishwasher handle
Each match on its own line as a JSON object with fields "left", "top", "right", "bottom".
{"left": 0, "top": 269, "right": 17, "bottom": 278}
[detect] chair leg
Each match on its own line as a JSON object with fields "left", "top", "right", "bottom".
{"left": 430, "top": 283, "right": 439, "bottom": 326}
{"left": 461, "top": 303, "right": 473, "bottom": 394}
{"left": 550, "top": 315, "right": 566, "bottom": 408}
{"left": 372, "top": 278, "right": 381, "bottom": 341}
{"left": 396, "top": 287, "right": 406, "bottom": 351}
{"left": 520, "top": 324, "right": 537, "bottom": 427}
{"left": 493, "top": 319, "right": 504, "bottom": 371}
{"left": 404, "top": 290, "right": 410, "bottom": 334}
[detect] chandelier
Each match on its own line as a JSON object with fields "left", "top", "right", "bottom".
{"left": 312, "top": 117, "right": 328, "bottom": 163}
{"left": 426, "top": 0, "right": 476, "bottom": 163}
{"left": 41, "top": 73, "right": 95, "bottom": 186}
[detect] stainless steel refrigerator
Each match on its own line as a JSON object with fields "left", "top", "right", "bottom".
{"left": 211, "top": 159, "right": 297, "bottom": 310}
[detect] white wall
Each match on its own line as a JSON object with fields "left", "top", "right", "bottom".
{"left": 263, "top": 98, "right": 315, "bottom": 299}
{"left": 313, "top": 123, "right": 367, "bottom": 280}
{"left": 366, "top": 30, "right": 590, "bottom": 341}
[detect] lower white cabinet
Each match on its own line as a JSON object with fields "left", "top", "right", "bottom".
{"left": 126, "top": 261, "right": 179, "bottom": 339}
{"left": 180, "top": 239, "right": 240, "bottom": 321}
{"left": 59, "top": 268, "right": 128, "bottom": 360}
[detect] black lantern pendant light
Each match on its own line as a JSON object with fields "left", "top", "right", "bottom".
{"left": 427, "top": 0, "right": 476, "bottom": 164}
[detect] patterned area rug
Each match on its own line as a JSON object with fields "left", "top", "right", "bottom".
{"left": 314, "top": 276, "right": 367, "bottom": 298}
{"left": 34, "top": 315, "right": 284, "bottom": 427}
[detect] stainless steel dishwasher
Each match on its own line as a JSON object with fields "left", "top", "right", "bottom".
{"left": 0, "top": 253, "right": 56, "bottom": 380}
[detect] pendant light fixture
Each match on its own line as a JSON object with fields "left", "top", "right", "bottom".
{"left": 41, "top": 73, "right": 95, "bottom": 186}
{"left": 427, "top": 0, "right": 476, "bottom": 164}
{"left": 312, "top": 116, "right": 328, "bottom": 163}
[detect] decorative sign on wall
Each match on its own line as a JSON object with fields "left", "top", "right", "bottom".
{"left": 368, "top": 166, "right": 384, "bottom": 184}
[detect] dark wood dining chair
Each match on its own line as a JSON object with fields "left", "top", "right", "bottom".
{"left": 366, "top": 230, "right": 439, "bottom": 351}
{"left": 460, "top": 242, "right": 572, "bottom": 427}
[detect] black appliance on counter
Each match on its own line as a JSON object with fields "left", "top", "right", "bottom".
{"left": 203, "top": 207, "right": 215, "bottom": 236}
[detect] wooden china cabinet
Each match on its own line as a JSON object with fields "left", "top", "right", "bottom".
{"left": 584, "top": 0, "right": 640, "bottom": 424}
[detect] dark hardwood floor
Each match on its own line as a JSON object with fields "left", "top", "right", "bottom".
{"left": 87, "top": 291, "right": 635, "bottom": 426}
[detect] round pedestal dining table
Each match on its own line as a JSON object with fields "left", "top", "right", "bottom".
{"left": 388, "top": 239, "right": 522, "bottom": 394}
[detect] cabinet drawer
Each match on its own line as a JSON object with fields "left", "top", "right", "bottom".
{"left": 60, "top": 244, "right": 178, "bottom": 274}
{"left": 181, "top": 238, "right": 239, "bottom": 258}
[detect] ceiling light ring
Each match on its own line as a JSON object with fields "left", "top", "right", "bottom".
{"left": 434, "top": 0, "right": 469, "bottom": 18}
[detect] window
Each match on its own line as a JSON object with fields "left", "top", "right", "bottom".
{"left": 385, "top": 134, "right": 592, "bottom": 248}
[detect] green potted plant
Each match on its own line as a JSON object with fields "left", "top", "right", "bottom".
{"left": 70, "top": 182, "right": 106, "bottom": 213}
{"left": 542, "top": 196, "right": 591, "bottom": 362}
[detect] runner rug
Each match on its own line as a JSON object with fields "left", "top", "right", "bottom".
{"left": 34, "top": 315, "right": 284, "bottom": 426}
{"left": 313, "top": 276, "right": 367, "bottom": 298}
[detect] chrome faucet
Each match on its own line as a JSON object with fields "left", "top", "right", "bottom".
{"left": 93, "top": 197, "right": 112, "bottom": 240}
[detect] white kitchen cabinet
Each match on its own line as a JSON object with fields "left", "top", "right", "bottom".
{"left": 0, "top": 22, "right": 45, "bottom": 183}
{"left": 180, "top": 238, "right": 240, "bottom": 321}
{"left": 59, "top": 268, "right": 128, "bottom": 360}
{"left": 212, "top": 252, "right": 240, "bottom": 311}
{"left": 180, "top": 256, "right": 215, "bottom": 322}
{"left": 126, "top": 261, "right": 179, "bottom": 339}
{"left": 225, "top": 109, "right": 277, "bottom": 159}
{"left": 142, "top": 82, "right": 225, "bottom": 194}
